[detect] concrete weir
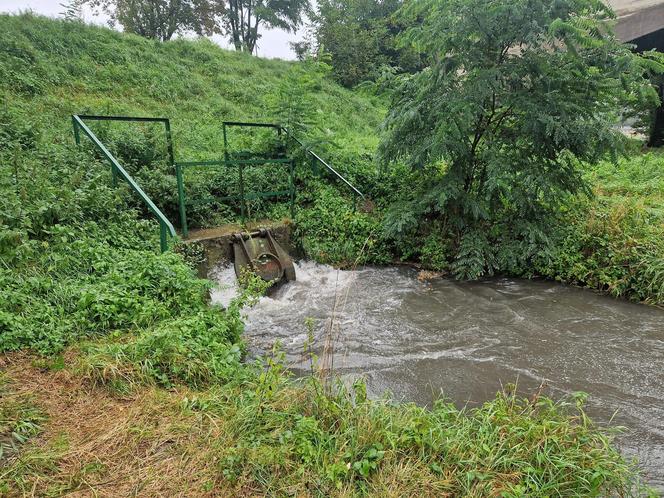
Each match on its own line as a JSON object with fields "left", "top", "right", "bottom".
{"left": 184, "top": 219, "right": 295, "bottom": 277}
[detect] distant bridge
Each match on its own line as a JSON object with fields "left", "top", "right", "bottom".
{"left": 609, "top": 0, "right": 664, "bottom": 50}
{"left": 610, "top": 1, "right": 664, "bottom": 147}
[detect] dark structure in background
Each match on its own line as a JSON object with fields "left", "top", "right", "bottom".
{"left": 630, "top": 24, "right": 664, "bottom": 147}
{"left": 610, "top": 0, "right": 664, "bottom": 146}
{"left": 650, "top": 82, "right": 664, "bottom": 147}
{"left": 630, "top": 30, "right": 664, "bottom": 147}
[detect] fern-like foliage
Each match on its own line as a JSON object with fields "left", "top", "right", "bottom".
{"left": 451, "top": 229, "right": 495, "bottom": 280}
{"left": 378, "top": 0, "right": 662, "bottom": 280}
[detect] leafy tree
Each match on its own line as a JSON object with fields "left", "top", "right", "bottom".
{"left": 312, "top": 0, "right": 424, "bottom": 87}
{"left": 59, "top": 0, "right": 84, "bottom": 21}
{"left": 267, "top": 55, "right": 331, "bottom": 137}
{"left": 84, "top": 0, "right": 222, "bottom": 41}
{"left": 380, "top": 0, "right": 662, "bottom": 279}
{"left": 224, "top": 0, "right": 310, "bottom": 54}
{"left": 290, "top": 39, "right": 313, "bottom": 61}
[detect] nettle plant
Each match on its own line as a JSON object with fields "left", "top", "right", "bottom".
{"left": 380, "top": 0, "right": 663, "bottom": 279}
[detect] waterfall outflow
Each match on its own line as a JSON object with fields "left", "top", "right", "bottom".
{"left": 210, "top": 261, "right": 664, "bottom": 490}
{"left": 231, "top": 229, "right": 296, "bottom": 284}
{"left": 212, "top": 260, "right": 374, "bottom": 310}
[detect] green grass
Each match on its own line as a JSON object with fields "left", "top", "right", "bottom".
{"left": 534, "top": 152, "right": 664, "bottom": 304}
{"left": 0, "top": 13, "right": 382, "bottom": 154}
{"left": 0, "top": 12, "right": 660, "bottom": 496}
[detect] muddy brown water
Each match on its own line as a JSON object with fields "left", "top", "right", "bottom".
{"left": 211, "top": 261, "right": 664, "bottom": 490}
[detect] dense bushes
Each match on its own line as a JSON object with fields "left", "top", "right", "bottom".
{"left": 0, "top": 218, "right": 231, "bottom": 355}
{"left": 295, "top": 184, "right": 390, "bottom": 266}
{"left": 0, "top": 99, "right": 242, "bottom": 355}
{"left": 534, "top": 154, "right": 664, "bottom": 304}
{"left": 81, "top": 272, "right": 269, "bottom": 390}
{"left": 375, "top": 151, "right": 664, "bottom": 304}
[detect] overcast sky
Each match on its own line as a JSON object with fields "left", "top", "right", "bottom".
{"left": 0, "top": 0, "right": 306, "bottom": 59}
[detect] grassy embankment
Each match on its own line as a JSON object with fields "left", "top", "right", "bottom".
{"left": 536, "top": 153, "right": 664, "bottom": 305}
{"left": 0, "top": 13, "right": 660, "bottom": 496}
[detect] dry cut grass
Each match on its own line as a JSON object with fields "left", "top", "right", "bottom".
{"left": 0, "top": 349, "right": 650, "bottom": 498}
{"left": 1, "top": 353, "right": 229, "bottom": 497}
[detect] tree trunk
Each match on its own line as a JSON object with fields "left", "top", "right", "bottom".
{"left": 245, "top": 18, "right": 259, "bottom": 54}
{"left": 229, "top": 0, "right": 243, "bottom": 51}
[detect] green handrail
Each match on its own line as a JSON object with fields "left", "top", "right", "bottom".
{"left": 220, "top": 121, "right": 364, "bottom": 208}
{"left": 280, "top": 127, "right": 364, "bottom": 210}
{"left": 71, "top": 115, "right": 177, "bottom": 252}
{"left": 175, "top": 155, "right": 296, "bottom": 236}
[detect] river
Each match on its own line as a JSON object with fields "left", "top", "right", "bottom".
{"left": 211, "top": 261, "right": 664, "bottom": 490}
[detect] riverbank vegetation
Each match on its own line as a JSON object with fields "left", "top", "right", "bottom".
{"left": 2, "top": 351, "right": 651, "bottom": 496}
{"left": 1, "top": 4, "right": 662, "bottom": 495}
{"left": 535, "top": 153, "right": 664, "bottom": 304}
{"left": 2, "top": 9, "right": 661, "bottom": 303}
{"left": 380, "top": 0, "right": 659, "bottom": 283}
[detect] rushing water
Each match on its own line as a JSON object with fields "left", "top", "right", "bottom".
{"left": 211, "top": 261, "right": 664, "bottom": 489}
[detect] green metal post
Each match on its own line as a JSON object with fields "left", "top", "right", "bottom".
{"left": 160, "top": 222, "right": 168, "bottom": 253}
{"left": 175, "top": 163, "right": 188, "bottom": 238}
{"left": 164, "top": 120, "right": 175, "bottom": 167}
{"left": 223, "top": 122, "right": 228, "bottom": 158}
{"left": 239, "top": 162, "right": 246, "bottom": 223}
{"left": 72, "top": 116, "right": 81, "bottom": 145}
{"left": 111, "top": 157, "right": 118, "bottom": 187}
{"left": 165, "top": 120, "right": 188, "bottom": 238}
{"left": 289, "top": 159, "right": 295, "bottom": 218}
{"left": 311, "top": 153, "right": 319, "bottom": 176}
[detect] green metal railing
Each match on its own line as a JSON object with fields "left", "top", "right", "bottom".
{"left": 221, "top": 121, "right": 364, "bottom": 205}
{"left": 71, "top": 116, "right": 365, "bottom": 246}
{"left": 71, "top": 115, "right": 177, "bottom": 252}
{"left": 176, "top": 122, "right": 298, "bottom": 237}
{"left": 175, "top": 156, "right": 295, "bottom": 238}
{"left": 280, "top": 126, "right": 365, "bottom": 211}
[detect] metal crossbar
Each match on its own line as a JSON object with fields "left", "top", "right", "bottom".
{"left": 175, "top": 153, "right": 295, "bottom": 236}
{"left": 176, "top": 160, "right": 226, "bottom": 167}
{"left": 178, "top": 158, "right": 292, "bottom": 168}
{"left": 76, "top": 115, "right": 170, "bottom": 124}
{"left": 71, "top": 115, "right": 177, "bottom": 252}
{"left": 282, "top": 128, "right": 364, "bottom": 204}
{"left": 186, "top": 190, "right": 292, "bottom": 204}
{"left": 222, "top": 121, "right": 281, "bottom": 128}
